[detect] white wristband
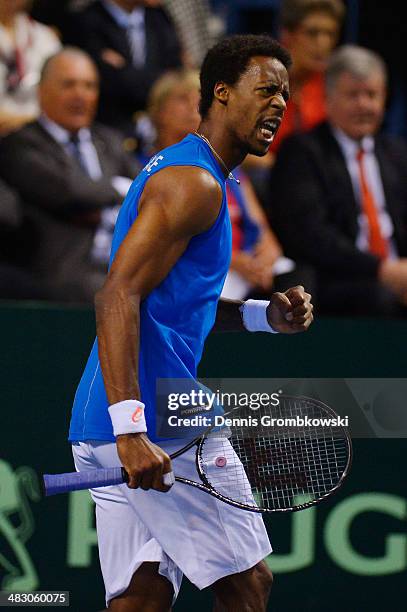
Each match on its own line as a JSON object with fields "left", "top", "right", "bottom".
{"left": 108, "top": 399, "right": 147, "bottom": 436}
{"left": 240, "top": 300, "right": 278, "bottom": 333}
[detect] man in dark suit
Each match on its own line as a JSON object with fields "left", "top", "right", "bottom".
{"left": 0, "top": 47, "right": 139, "bottom": 303}
{"left": 65, "top": 0, "right": 182, "bottom": 137}
{"left": 269, "top": 44, "right": 407, "bottom": 316}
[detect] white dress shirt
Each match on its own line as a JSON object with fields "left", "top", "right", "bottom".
{"left": 333, "top": 127, "right": 397, "bottom": 258}
{"left": 39, "top": 114, "right": 103, "bottom": 180}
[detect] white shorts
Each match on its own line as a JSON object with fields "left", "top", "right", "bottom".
{"left": 72, "top": 439, "right": 272, "bottom": 607}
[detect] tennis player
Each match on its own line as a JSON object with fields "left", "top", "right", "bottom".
{"left": 69, "top": 34, "right": 313, "bottom": 611}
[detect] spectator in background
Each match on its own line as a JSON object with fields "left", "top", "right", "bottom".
{"left": 269, "top": 45, "right": 407, "bottom": 317}
{"left": 65, "top": 0, "right": 182, "bottom": 139}
{"left": 271, "top": 0, "right": 344, "bottom": 154}
{"left": 0, "top": 0, "right": 61, "bottom": 135}
{"left": 0, "top": 47, "right": 139, "bottom": 303}
{"left": 145, "top": 69, "right": 305, "bottom": 301}
{"left": 144, "top": 68, "right": 200, "bottom": 156}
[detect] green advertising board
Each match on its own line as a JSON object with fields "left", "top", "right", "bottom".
{"left": 0, "top": 303, "right": 406, "bottom": 611}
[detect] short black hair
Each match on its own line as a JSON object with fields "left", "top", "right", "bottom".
{"left": 199, "top": 34, "right": 292, "bottom": 119}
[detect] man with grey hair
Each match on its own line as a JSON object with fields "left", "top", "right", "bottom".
{"left": 0, "top": 47, "right": 139, "bottom": 303}
{"left": 269, "top": 44, "right": 407, "bottom": 316}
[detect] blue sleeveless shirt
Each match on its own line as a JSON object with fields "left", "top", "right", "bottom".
{"left": 69, "top": 133, "right": 232, "bottom": 443}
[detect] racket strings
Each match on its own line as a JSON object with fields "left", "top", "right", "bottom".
{"left": 199, "top": 397, "right": 350, "bottom": 511}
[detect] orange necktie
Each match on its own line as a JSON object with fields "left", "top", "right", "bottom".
{"left": 356, "top": 148, "right": 389, "bottom": 259}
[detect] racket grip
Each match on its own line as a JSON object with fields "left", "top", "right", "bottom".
{"left": 43, "top": 467, "right": 127, "bottom": 496}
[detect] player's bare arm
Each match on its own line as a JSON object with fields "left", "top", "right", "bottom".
{"left": 214, "top": 287, "right": 314, "bottom": 332}
{"left": 95, "top": 165, "right": 223, "bottom": 492}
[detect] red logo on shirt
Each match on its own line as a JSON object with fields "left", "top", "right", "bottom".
{"left": 131, "top": 407, "right": 143, "bottom": 424}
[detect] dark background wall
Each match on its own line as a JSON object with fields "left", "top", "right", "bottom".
{"left": 0, "top": 303, "right": 406, "bottom": 611}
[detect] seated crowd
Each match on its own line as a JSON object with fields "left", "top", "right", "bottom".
{"left": 1, "top": 0, "right": 407, "bottom": 318}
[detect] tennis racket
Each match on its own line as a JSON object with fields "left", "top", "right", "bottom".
{"left": 43, "top": 395, "right": 352, "bottom": 512}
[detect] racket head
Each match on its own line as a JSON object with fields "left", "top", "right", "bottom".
{"left": 194, "top": 395, "right": 352, "bottom": 513}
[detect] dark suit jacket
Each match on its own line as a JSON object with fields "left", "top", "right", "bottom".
{"left": 0, "top": 120, "right": 139, "bottom": 302}
{"left": 65, "top": 1, "right": 182, "bottom": 134}
{"left": 269, "top": 121, "right": 407, "bottom": 280}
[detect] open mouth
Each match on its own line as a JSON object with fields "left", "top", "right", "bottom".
{"left": 258, "top": 119, "right": 280, "bottom": 142}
